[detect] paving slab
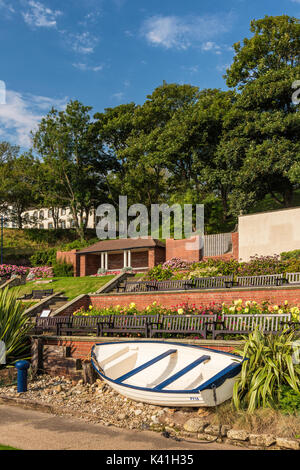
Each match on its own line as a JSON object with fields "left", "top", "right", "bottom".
{"left": 0, "top": 405, "right": 245, "bottom": 451}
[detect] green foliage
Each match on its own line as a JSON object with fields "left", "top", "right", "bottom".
{"left": 281, "top": 250, "right": 300, "bottom": 261}
{"left": 278, "top": 384, "right": 300, "bottom": 415}
{"left": 52, "top": 261, "right": 74, "bottom": 277}
{"left": 30, "top": 248, "right": 57, "bottom": 267}
{"left": 146, "top": 264, "right": 173, "bottom": 281}
{"left": 233, "top": 329, "right": 300, "bottom": 412}
{"left": 0, "top": 288, "right": 32, "bottom": 365}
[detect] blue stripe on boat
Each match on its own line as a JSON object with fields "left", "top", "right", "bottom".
{"left": 198, "top": 362, "right": 242, "bottom": 391}
{"left": 115, "top": 349, "right": 177, "bottom": 383}
{"left": 154, "top": 355, "right": 211, "bottom": 391}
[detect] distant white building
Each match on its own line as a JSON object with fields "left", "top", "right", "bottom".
{"left": 2, "top": 206, "right": 96, "bottom": 230}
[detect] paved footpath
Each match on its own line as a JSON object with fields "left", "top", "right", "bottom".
{"left": 0, "top": 405, "right": 246, "bottom": 451}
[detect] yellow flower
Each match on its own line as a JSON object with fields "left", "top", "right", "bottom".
{"left": 146, "top": 306, "right": 151, "bottom": 311}
{"left": 152, "top": 301, "right": 157, "bottom": 306}
{"left": 284, "top": 300, "right": 288, "bottom": 305}
{"left": 244, "top": 307, "right": 249, "bottom": 313}
{"left": 273, "top": 305, "right": 279, "bottom": 311}
{"left": 177, "top": 308, "right": 184, "bottom": 315}
{"left": 116, "top": 305, "right": 121, "bottom": 310}
{"left": 89, "top": 305, "right": 93, "bottom": 310}
{"left": 245, "top": 301, "right": 251, "bottom": 306}
{"left": 234, "top": 299, "right": 243, "bottom": 306}
{"left": 129, "top": 302, "right": 136, "bottom": 309}
{"left": 278, "top": 309, "right": 283, "bottom": 314}
{"left": 229, "top": 306, "right": 235, "bottom": 313}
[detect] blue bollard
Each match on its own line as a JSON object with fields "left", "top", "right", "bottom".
{"left": 15, "top": 360, "right": 30, "bottom": 393}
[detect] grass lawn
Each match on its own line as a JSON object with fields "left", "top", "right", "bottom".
{"left": 11, "top": 275, "right": 115, "bottom": 300}
{"left": 0, "top": 444, "right": 19, "bottom": 450}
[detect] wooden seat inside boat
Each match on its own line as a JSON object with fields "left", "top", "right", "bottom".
{"left": 115, "top": 349, "right": 178, "bottom": 384}
{"left": 153, "top": 355, "right": 211, "bottom": 391}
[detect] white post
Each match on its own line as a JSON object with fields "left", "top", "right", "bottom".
{"left": 128, "top": 250, "right": 131, "bottom": 268}
{"left": 105, "top": 252, "right": 108, "bottom": 270}
{"left": 123, "top": 250, "right": 127, "bottom": 268}
{"left": 101, "top": 253, "right": 104, "bottom": 269}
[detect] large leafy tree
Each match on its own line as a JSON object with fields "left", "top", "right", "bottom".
{"left": 157, "top": 88, "right": 237, "bottom": 222}
{"left": 95, "top": 83, "right": 199, "bottom": 209}
{"left": 222, "top": 15, "right": 300, "bottom": 215}
{"left": 2, "top": 152, "right": 39, "bottom": 228}
{"left": 0, "top": 142, "right": 20, "bottom": 214}
{"left": 32, "top": 100, "right": 116, "bottom": 240}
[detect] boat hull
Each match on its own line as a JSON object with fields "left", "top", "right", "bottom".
{"left": 91, "top": 340, "right": 244, "bottom": 407}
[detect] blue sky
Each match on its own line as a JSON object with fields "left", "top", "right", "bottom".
{"left": 0, "top": 0, "right": 299, "bottom": 148}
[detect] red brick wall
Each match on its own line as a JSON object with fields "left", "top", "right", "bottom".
{"left": 39, "top": 337, "right": 237, "bottom": 369}
{"left": 108, "top": 253, "right": 123, "bottom": 270}
{"left": 90, "top": 287, "right": 300, "bottom": 310}
{"left": 148, "top": 247, "right": 166, "bottom": 268}
{"left": 56, "top": 250, "right": 80, "bottom": 277}
{"left": 166, "top": 236, "right": 201, "bottom": 263}
{"left": 55, "top": 294, "right": 90, "bottom": 316}
{"left": 80, "top": 253, "right": 101, "bottom": 276}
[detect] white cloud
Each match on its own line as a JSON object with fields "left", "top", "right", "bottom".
{"left": 112, "top": 92, "right": 125, "bottom": 101}
{"left": 141, "top": 14, "right": 233, "bottom": 50}
{"left": 72, "top": 63, "right": 104, "bottom": 72}
{"left": 68, "top": 32, "right": 99, "bottom": 54}
{"left": 0, "top": 0, "right": 15, "bottom": 15}
{"left": 22, "top": 1, "right": 62, "bottom": 28}
{"left": 201, "top": 41, "right": 221, "bottom": 54}
{"left": 0, "top": 90, "right": 67, "bottom": 147}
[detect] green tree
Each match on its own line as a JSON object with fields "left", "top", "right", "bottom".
{"left": 3, "top": 153, "right": 38, "bottom": 228}
{"left": 32, "top": 100, "right": 116, "bottom": 241}
{"left": 222, "top": 15, "right": 300, "bottom": 215}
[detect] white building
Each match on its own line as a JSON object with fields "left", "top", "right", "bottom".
{"left": 2, "top": 206, "right": 96, "bottom": 230}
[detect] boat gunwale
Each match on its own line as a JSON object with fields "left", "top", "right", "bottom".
{"left": 91, "top": 340, "right": 246, "bottom": 395}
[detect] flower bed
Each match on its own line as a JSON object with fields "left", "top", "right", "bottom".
{"left": 145, "top": 255, "right": 300, "bottom": 281}
{"left": 73, "top": 299, "right": 300, "bottom": 321}
{"left": 0, "top": 264, "right": 53, "bottom": 280}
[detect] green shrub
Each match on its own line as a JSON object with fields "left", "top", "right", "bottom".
{"left": 281, "top": 250, "right": 300, "bottom": 261}
{"left": 52, "top": 261, "right": 74, "bottom": 277}
{"left": 30, "top": 248, "right": 57, "bottom": 267}
{"left": 0, "top": 288, "right": 32, "bottom": 365}
{"left": 278, "top": 385, "right": 300, "bottom": 415}
{"left": 233, "top": 329, "right": 300, "bottom": 412}
{"left": 146, "top": 264, "right": 173, "bottom": 281}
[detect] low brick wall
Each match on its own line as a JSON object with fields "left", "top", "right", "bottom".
{"left": 90, "top": 286, "right": 300, "bottom": 310}
{"left": 54, "top": 294, "right": 90, "bottom": 316}
{"left": 31, "top": 335, "right": 241, "bottom": 378}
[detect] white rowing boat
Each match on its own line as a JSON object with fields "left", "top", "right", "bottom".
{"left": 91, "top": 341, "right": 246, "bottom": 407}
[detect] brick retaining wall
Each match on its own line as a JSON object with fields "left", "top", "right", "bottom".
{"left": 54, "top": 286, "right": 300, "bottom": 317}
{"left": 90, "top": 286, "right": 300, "bottom": 310}
{"left": 31, "top": 336, "right": 240, "bottom": 378}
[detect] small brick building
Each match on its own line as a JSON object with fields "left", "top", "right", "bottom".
{"left": 76, "top": 238, "right": 166, "bottom": 277}
{"left": 57, "top": 233, "right": 239, "bottom": 277}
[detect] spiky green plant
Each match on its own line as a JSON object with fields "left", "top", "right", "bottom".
{"left": 0, "top": 288, "right": 32, "bottom": 365}
{"left": 233, "top": 328, "right": 300, "bottom": 412}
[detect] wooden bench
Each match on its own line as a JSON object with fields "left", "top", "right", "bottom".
{"left": 56, "top": 316, "right": 113, "bottom": 337}
{"left": 34, "top": 316, "right": 71, "bottom": 335}
{"left": 18, "top": 289, "right": 54, "bottom": 300}
{"left": 212, "top": 313, "right": 291, "bottom": 339}
{"left": 101, "top": 314, "right": 162, "bottom": 337}
{"left": 150, "top": 314, "right": 217, "bottom": 339}
{"left": 236, "top": 274, "right": 287, "bottom": 288}
{"left": 286, "top": 272, "right": 300, "bottom": 285}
